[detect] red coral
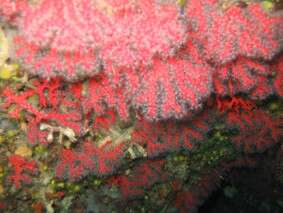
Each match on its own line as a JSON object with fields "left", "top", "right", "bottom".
{"left": 273, "top": 55, "right": 283, "bottom": 97}
{"left": 0, "top": 2, "right": 282, "bottom": 206}
{"left": 83, "top": 73, "right": 129, "bottom": 119}
{"left": 186, "top": 0, "right": 283, "bottom": 64}
{"left": 7, "top": 0, "right": 186, "bottom": 80}
{"left": 129, "top": 41, "right": 212, "bottom": 121}
{"left": 108, "top": 159, "right": 168, "bottom": 199}
{"left": 55, "top": 148, "right": 94, "bottom": 180}
{"left": 0, "top": 0, "right": 16, "bottom": 19}
{"left": 0, "top": 0, "right": 28, "bottom": 21}
{"left": 0, "top": 79, "right": 83, "bottom": 144}
{"left": 226, "top": 109, "right": 283, "bottom": 153}
{"left": 8, "top": 155, "right": 37, "bottom": 188}
{"left": 132, "top": 110, "right": 212, "bottom": 157}
{"left": 213, "top": 57, "right": 273, "bottom": 99}
{"left": 2, "top": 0, "right": 281, "bottom": 124}
{"left": 92, "top": 109, "right": 117, "bottom": 130}
{"left": 55, "top": 109, "right": 212, "bottom": 179}
{"left": 56, "top": 140, "right": 126, "bottom": 179}
{"left": 216, "top": 97, "right": 282, "bottom": 153}
{"left": 216, "top": 96, "right": 255, "bottom": 114}
{"left": 249, "top": 75, "right": 274, "bottom": 100}
{"left": 13, "top": 36, "right": 101, "bottom": 81}
{"left": 93, "top": 0, "right": 187, "bottom": 67}
{"left": 82, "top": 40, "right": 213, "bottom": 121}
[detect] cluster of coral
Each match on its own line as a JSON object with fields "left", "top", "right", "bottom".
{"left": 0, "top": 0, "right": 282, "bottom": 212}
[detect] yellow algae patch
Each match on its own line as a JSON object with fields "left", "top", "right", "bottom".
{"left": 0, "top": 27, "right": 18, "bottom": 80}
{"left": 177, "top": 0, "right": 187, "bottom": 7}
{"left": 0, "top": 64, "right": 18, "bottom": 80}
{"left": 15, "top": 145, "right": 33, "bottom": 157}
{"left": 262, "top": 1, "right": 274, "bottom": 11}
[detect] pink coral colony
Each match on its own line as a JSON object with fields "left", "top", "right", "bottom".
{"left": 0, "top": 0, "right": 283, "bottom": 211}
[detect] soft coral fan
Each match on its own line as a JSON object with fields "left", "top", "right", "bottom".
{"left": 186, "top": 0, "right": 283, "bottom": 64}
{"left": 1, "top": 0, "right": 186, "bottom": 80}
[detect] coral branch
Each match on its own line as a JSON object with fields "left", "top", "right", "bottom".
{"left": 56, "top": 141, "right": 126, "bottom": 180}
{"left": 186, "top": 0, "right": 283, "bottom": 64}
{"left": 8, "top": 155, "right": 37, "bottom": 188}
